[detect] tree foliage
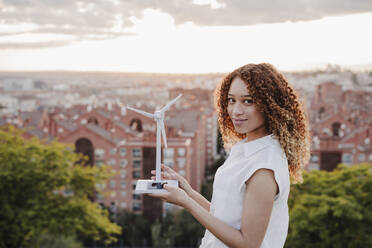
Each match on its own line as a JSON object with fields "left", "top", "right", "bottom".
{"left": 168, "top": 209, "right": 205, "bottom": 247}
{"left": 285, "top": 163, "right": 372, "bottom": 248}
{"left": 38, "top": 233, "right": 83, "bottom": 248}
{"left": 115, "top": 209, "right": 152, "bottom": 247}
{"left": 150, "top": 209, "right": 204, "bottom": 247}
{"left": 0, "top": 126, "right": 121, "bottom": 248}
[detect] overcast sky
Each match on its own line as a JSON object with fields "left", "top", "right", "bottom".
{"left": 1, "top": 0, "right": 372, "bottom": 72}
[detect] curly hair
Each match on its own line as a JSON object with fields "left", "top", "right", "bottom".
{"left": 214, "top": 63, "right": 311, "bottom": 183}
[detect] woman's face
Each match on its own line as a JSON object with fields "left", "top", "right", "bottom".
{"left": 227, "top": 77, "right": 268, "bottom": 140}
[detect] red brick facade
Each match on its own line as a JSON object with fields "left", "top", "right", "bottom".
{"left": 308, "top": 82, "right": 372, "bottom": 171}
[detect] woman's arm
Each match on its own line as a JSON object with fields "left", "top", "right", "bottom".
{"left": 188, "top": 188, "right": 211, "bottom": 211}
{"left": 155, "top": 168, "right": 277, "bottom": 248}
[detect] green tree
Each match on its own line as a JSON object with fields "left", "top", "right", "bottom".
{"left": 285, "top": 163, "right": 372, "bottom": 248}
{"left": 0, "top": 126, "right": 121, "bottom": 248}
{"left": 151, "top": 218, "right": 174, "bottom": 248}
{"left": 114, "top": 209, "right": 152, "bottom": 247}
{"left": 171, "top": 209, "right": 205, "bottom": 247}
{"left": 157, "top": 209, "right": 204, "bottom": 247}
{"left": 38, "top": 233, "right": 83, "bottom": 248}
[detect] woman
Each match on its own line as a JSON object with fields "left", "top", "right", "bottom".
{"left": 149, "top": 63, "right": 310, "bottom": 248}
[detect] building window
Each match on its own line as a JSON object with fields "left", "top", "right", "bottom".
{"left": 332, "top": 122, "right": 341, "bottom": 137}
{"left": 132, "top": 148, "right": 141, "bottom": 158}
{"left": 130, "top": 118, "right": 143, "bottom": 132}
{"left": 107, "top": 159, "right": 116, "bottom": 166}
{"left": 88, "top": 117, "right": 99, "bottom": 125}
{"left": 164, "top": 148, "right": 174, "bottom": 158}
{"left": 133, "top": 160, "right": 141, "bottom": 169}
{"left": 308, "top": 163, "right": 319, "bottom": 170}
{"left": 358, "top": 154, "right": 366, "bottom": 162}
{"left": 177, "top": 148, "right": 186, "bottom": 157}
{"left": 121, "top": 191, "right": 127, "bottom": 197}
{"left": 111, "top": 191, "right": 116, "bottom": 197}
{"left": 120, "top": 202, "right": 127, "bottom": 208}
{"left": 96, "top": 160, "right": 104, "bottom": 166}
{"left": 95, "top": 183, "right": 103, "bottom": 190}
{"left": 133, "top": 171, "right": 141, "bottom": 179}
{"left": 163, "top": 158, "right": 174, "bottom": 168}
{"left": 121, "top": 181, "right": 126, "bottom": 189}
{"left": 96, "top": 193, "right": 104, "bottom": 200}
{"left": 318, "top": 107, "right": 325, "bottom": 118}
{"left": 310, "top": 155, "right": 319, "bottom": 163}
{"left": 120, "top": 159, "right": 128, "bottom": 168}
{"left": 342, "top": 153, "right": 353, "bottom": 165}
{"left": 369, "top": 154, "right": 372, "bottom": 161}
{"left": 120, "top": 170, "right": 127, "bottom": 178}
{"left": 110, "top": 148, "right": 117, "bottom": 155}
{"left": 132, "top": 202, "right": 141, "bottom": 211}
{"left": 120, "top": 148, "right": 127, "bottom": 157}
{"left": 177, "top": 158, "right": 186, "bottom": 168}
{"left": 110, "top": 180, "right": 116, "bottom": 189}
{"left": 95, "top": 148, "right": 105, "bottom": 159}
{"left": 133, "top": 194, "right": 141, "bottom": 200}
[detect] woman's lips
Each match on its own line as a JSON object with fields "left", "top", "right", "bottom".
{"left": 233, "top": 119, "right": 248, "bottom": 125}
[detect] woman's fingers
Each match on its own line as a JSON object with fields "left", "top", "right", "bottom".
{"left": 151, "top": 165, "right": 182, "bottom": 181}
{"left": 152, "top": 166, "right": 174, "bottom": 175}
{"left": 162, "top": 164, "right": 179, "bottom": 178}
{"left": 161, "top": 164, "right": 175, "bottom": 173}
{"left": 151, "top": 172, "right": 171, "bottom": 180}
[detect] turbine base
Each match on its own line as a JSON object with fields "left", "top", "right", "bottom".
{"left": 134, "top": 179, "right": 179, "bottom": 194}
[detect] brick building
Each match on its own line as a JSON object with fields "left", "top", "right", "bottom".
{"left": 308, "top": 82, "right": 372, "bottom": 171}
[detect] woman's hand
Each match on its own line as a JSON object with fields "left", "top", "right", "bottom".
{"left": 151, "top": 164, "right": 194, "bottom": 196}
{"left": 148, "top": 184, "right": 190, "bottom": 208}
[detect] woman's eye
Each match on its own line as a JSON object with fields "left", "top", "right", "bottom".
{"left": 227, "top": 98, "right": 234, "bottom": 103}
{"left": 244, "top": 99, "right": 254, "bottom": 104}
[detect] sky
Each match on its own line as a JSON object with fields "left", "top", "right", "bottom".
{"left": 1, "top": 0, "right": 372, "bottom": 73}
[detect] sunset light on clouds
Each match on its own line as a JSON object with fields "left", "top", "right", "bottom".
{"left": 1, "top": 0, "right": 372, "bottom": 73}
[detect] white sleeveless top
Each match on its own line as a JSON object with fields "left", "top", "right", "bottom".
{"left": 200, "top": 134, "right": 290, "bottom": 248}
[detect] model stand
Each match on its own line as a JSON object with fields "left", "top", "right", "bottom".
{"left": 127, "top": 94, "right": 182, "bottom": 194}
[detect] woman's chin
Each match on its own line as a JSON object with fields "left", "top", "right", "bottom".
{"left": 234, "top": 127, "right": 247, "bottom": 134}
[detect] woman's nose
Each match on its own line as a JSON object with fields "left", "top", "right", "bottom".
{"left": 232, "top": 102, "right": 244, "bottom": 115}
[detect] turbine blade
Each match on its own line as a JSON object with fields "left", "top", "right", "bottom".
{"left": 126, "top": 106, "right": 154, "bottom": 118}
{"left": 161, "top": 121, "right": 167, "bottom": 149}
{"left": 160, "top": 94, "right": 182, "bottom": 112}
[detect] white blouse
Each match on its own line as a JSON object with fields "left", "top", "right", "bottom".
{"left": 199, "top": 134, "right": 290, "bottom": 248}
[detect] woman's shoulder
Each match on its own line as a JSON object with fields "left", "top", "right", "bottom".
{"left": 242, "top": 135, "right": 286, "bottom": 159}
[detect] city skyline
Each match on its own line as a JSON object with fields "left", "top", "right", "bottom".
{"left": 1, "top": 1, "right": 372, "bottom": 73}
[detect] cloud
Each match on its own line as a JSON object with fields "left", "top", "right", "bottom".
{"left": 151, "top": 0, "right": 372, "bottom": 26}
{"left": 1, "top": 0, "right": 371, "bottom": 49}
{"left": 0, "top": 40, "right": 74, "bottom": 49}
{"left": 0, "top": 0, "right": 134, "bottom": 48}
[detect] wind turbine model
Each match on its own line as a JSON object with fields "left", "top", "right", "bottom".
{"left": 127, "top": 94, "right": 182, "bottom": 193}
